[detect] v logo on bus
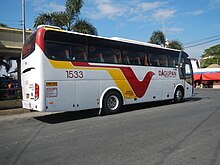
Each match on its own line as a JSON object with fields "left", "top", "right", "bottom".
{"left": 119, "top": 68, "right": 155, "bottom": 98}
{"left": 72, "top": 62, "right": 155, "bottom": 98}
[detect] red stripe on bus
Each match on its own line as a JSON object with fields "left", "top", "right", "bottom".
{"left": 71, "top": 61, "right": 155, "bottom": 98}
{"left": 36, "top": 28, "right": 46, "bottom": 53}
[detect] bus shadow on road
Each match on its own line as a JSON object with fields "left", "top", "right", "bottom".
{"left": 34, "top": 98, "right": 203, "bottom": 124}
{"left": 34, "top": 109, "right": 99, "bottom": 124}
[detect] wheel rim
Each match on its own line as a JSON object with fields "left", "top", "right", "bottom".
{"left": 107, "top": 95, "right": 119, "bottom": 111}
{"left": 176, "top": 90, "right": 183, "bottom": 101}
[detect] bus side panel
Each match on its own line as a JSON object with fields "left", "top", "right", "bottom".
{"left": 46, "top": 81, "right": 76, "bottom": 112}
{"left": 184, "top": 81, "right": 193, "bottom": 98}
{"left": 161, "top": 68, "right": 179, "bottom": 100}
{"left": 76, "top": 80, "right": 100, "bottom": 110}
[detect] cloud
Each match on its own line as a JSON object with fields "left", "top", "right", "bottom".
{"left": 152, "top": 9, "right": 176, "bottom": 20}
{"left": 213, "top": 23, "right": 220, "bottom": 28}
{"left": 187, "top": 10, "right": 204, "bottom": 16}
{"left": 90, "top": 0, "right": 126, "bottom": 19}
{"left": 166, "top": 27, "right": 183, "bottom": 34}
{"left": 139, "top": 2, "right": 165, "bottom": 12}
{"left": 88, "top": 0, "right": 172, "bottom": 21}
{"left": 47, "top": 2, "right": 65, "bottom": 12}
{"left": 209, "top": 0, "right": 220, "bottom": 9}
{"left": 29, "top": 0, "right": 65, "bottom": 13}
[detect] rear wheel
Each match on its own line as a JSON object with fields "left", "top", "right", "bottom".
{"left": 102, "top": 91, "right": 123, "bottom": 115}
{"left": 174, "top": 88, "right": 183, "bottom": 103}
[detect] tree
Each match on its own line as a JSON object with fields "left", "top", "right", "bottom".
{"left": 201, "top": 44, "right": 220, "bottom": 67}
{"left": 149, "top": 30, "right": 166, "bottom": 46}
{"left": 201, "top": 44, "right": 220, "bottom": 58}
{"left": 149, "top": 31, "right": 183, "bottom": 50}
{"left": 73, "top": 19, "right": 97, "bottom": 35}
{"left": 0, "top": 59, "right": 12, "bottom": 73}
{"left": 0, "top": 23, "right": 8, "bottom": 27}
{"left": 167, "top": 40, "right": 183, "bottom": 50}
{"left": 34, "top": 0, "right": 98, "bottom": 35}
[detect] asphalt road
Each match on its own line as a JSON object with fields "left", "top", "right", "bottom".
{"left": 0, "top": 89, "right": 220, "bottom": 165}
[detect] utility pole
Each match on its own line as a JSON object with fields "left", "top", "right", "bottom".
{"left": 162, "top": 18, "right": 165, "bottom": 36}
{"left": 22, "top": 0, "right": 26, "bottom": 43}
{"left": 19, "top": 0, "right": 26, "bottom": 88}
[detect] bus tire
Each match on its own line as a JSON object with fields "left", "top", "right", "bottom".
{"left": 174, "top": 87, "right": 184, "bottom": 103}
{"left": 102, "top": 90, "right": 123, "bottom": 115}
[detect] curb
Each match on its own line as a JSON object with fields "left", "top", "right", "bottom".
{"left": 0, "top": 99, "right": 22, "bottom": 109}
{"left": 0, "top": 108, "right": 30, "bottom": 116}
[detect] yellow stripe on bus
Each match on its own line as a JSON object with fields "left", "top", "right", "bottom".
{"left": 48, "top": 60, "right": 136, "bottom": 99}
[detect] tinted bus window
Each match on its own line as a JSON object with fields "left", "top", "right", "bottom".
{"left": 123, "top": 50, "right": 147, "bottom": 65}
{"left": 148, "top": 47, "right": 179, "bottom": 68}
{"left": 88, "top": 38, "right": 122, "bottom": 64}
{"left": 70, "top": 44, "right": 87, "bottom": 61}
{"left": 44, "top": 30, "right": 87, "bottom": 61}
{"left": 167, "top": 52, "right": 179, "bottom": 68}
{"left": 44, "top": 30, "right": 86, "bottom": 45}
{"left": 122, "top": 44, "right": 148, "bottom": 66}
{"left": 45, "top": 42, "right": 70, "bottom": 60}
{"left": 22, "top": 32, "right": 36, "bottom": 59}
{"left": 148, "top": 53, "right": 160, "bottom": 66}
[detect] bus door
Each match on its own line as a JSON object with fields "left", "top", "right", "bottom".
{"left": 182, "top": 58, "right": 194, "bottom": 98}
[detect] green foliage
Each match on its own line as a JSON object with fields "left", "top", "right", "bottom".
{"left": 73, "top": 19, "right": 98, "bottom": 35}
{"left": 149, "top": 30, "right": 166, "bottom": 46}
{"left": 167, "top": 40, "right": 183, "bottom": 50}
{"left": 149, "top": 31, "right": 183, "bottom": 50}
{"left": 0, "top": 23, "right": 8, "bottom": 27}
{"left": 201, "top": 44, "right": 220, "bottom": 58}
{"left": 201, "top": 44, "right": 220, "bottom": 67}
{"left": 0, "top": 59, "right": 12, "bottom": 72}
{"left": 34, "top": 0, "right": 97, "bottom": 35}
{"left": 202, "top": 56, "right": 220, "bottom": 68}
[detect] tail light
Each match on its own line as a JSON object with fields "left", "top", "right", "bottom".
{"left": 35, "top": 83, "right": 39, "bottom": 100}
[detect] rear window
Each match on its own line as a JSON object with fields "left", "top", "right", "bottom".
{"left": 22, "top": 32, "right": 36, "bottom": 59}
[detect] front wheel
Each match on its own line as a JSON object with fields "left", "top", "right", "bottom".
{"left": 174, "top": 88, "right": 183, "bottom": 103}
{"left": 102, "top": 91, "right": 123, "bottom": 115}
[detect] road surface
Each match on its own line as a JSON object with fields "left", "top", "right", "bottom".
{"left": 0, "top": 89, "right": 220, "bottom": 165}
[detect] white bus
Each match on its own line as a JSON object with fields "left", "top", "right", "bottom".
{"left": 21, "top": 25, "right": 193, "bottom": 115}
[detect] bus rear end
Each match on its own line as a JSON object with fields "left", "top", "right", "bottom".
{"left": 21, "top": 29, "right": 45, "bottom": 111}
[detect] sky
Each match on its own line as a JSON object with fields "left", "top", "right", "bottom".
{"left": 0, "top": 0, "right": 220, "bottom": 59}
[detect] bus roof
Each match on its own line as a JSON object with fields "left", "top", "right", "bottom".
{"left": 39, "top": 25, "right": 182, "bottom": 53}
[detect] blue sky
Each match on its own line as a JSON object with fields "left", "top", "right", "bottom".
{"left": 1, "top": 0, "right": 220, "bottom": 59}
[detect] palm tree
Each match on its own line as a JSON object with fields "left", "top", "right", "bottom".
{"left": 34, "top": 0, "right": 98, "bottom": 35}
{"left": 0, "top": 23, "right": 8, "bottom": 27}
{"left": 167, "top": 40, "right": 183, "bottom": 50}
{"left": 73, "top": 19, "right": 97, "bottom": 35}
{"left": 0, "top": 59, "right": 12, "bottom": 73}
{"left": 149, "top": 30, "right": 166, "bottom": 46}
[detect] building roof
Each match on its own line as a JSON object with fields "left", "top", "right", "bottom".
{"left": 0, "top": 26, "right": 32, "bottom": 60}
{"left": 207, "top": 64, "right": 220, "bottom": 68}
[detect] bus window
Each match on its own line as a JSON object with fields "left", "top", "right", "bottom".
{"left": 168, "top": 54, "right": 179, "bottom": 68}
{"left": 89, "top": 47, "right": 104, "bottom": 63}
{"left": 149, "top": 54, "right": 160, "bottom": 66}
{"left": 144, "top": 55, "right": 148, "bottom": 66}
{"left": 89, "top": 46, "right": 121, "bottom": 64}
{"left": 45, "top": 42, "right": 70, "bottom": 60}
{"left": 22, "top": 32, "right": 36, "bottom": 59}
{"left": 158, "top": 55, "right": 168, "bottom": 67}
{"left": 70, "top": 44, "right": 87, "bottom": 61}
{"left": 123, "top": 50, "right": 146, "bottom": 65}
{"left": 88, "top": 37, "right": 122, "bottom": 64}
